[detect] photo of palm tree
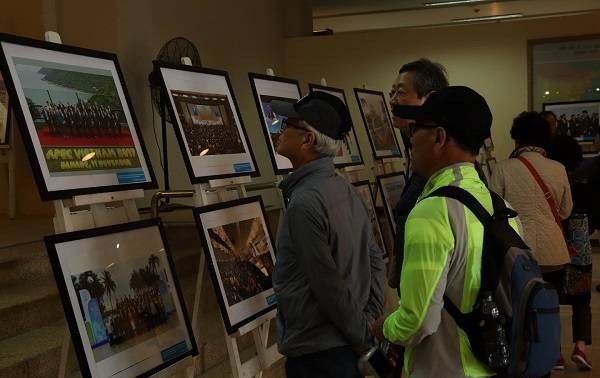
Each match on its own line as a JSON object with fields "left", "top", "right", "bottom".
{"left": 70, "top": 253, "right": 181, "bottom": 363}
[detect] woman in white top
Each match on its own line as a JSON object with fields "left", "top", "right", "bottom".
{"left": 490, "top": 111, "right": 585, "bottom": 372}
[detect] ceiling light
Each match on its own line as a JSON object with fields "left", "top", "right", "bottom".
{"left": 424, "top": 0, "right": 487, "bottom": 6}
{"left": 452, "top": 13, "right": 523, "bottom": 23}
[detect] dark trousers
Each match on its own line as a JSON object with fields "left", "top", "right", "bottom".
{"left": 285, "top": 346, "right": 362, "bottom": 378}
{"left": 543, "top": 269, "right": 592, "bottom": 345}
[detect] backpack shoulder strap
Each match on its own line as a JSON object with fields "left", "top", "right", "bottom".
{"left": 427, "top": 186, "right": 493, "bottom": 225}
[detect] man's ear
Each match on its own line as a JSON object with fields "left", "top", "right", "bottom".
{"left": 434, "top": 127, "right": 447, "bottom": 144}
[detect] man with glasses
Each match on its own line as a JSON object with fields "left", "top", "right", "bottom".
{"left": 271, "top": 91, "right": 385, "bottom": 378}
{"left": 371, "top": 86, "right": 505, "bottom": 378}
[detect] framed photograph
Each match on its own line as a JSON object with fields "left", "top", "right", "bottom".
{"left": 0, "top": 72, "right": 9, "bottom": 145}
{"left": 248, "top": 73, "right": 302, "bottom": 174}
{"left": 529, "top": 34, "right": 600, "bottom": 111}
{"left": 0, "top": 32, "right": 157, "bottom": 200}
{"left": 308, "top": 83, "right": 364, "bottom": 167}
{"left": 44, "top": 219, "right": 198, "bottom": 378}
{"left": 193, "top": 196, "right": 277, "bottom": 334}
{"left": 543, "top": 100, "right": 600, "bottom": 156}
{"left": 353, "top": 88, "right": 402, "bottom": 159}
{"left": 154, "top": 62, "right": 259, "bottom": 182}
{"left": 376, "top": 172, "right": 406, "bottom": 234}
{"left": 353, "top": 181, "right": 388, "bottom": 258}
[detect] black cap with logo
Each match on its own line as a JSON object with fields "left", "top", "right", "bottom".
{"left": 392, "top": 85, "right": 492, "bottom": 147}
{"left": 270, "top": 91, "right": 352, "bottom": 140}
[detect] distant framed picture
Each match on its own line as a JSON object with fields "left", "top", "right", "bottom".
{"left": 154, "top": 62, "right": 259, "bottom": 182}
{"left": 543, "top": 100, "right": 600, "bottom": 156}
{"left": 354, "top": 88, "right": 402, "bottom": 159}
{"left": 193, "top": 196, "right": 277, "bottom": 334}
{"left": 0, "top": 72, "right": 9, "bottom": 145}
{"left": 308, "top": 83, "right": 364, "bottom": 167}
{"left": 248, "top": 73, "right": 302, "bottom": 174}
{"left": 376, "top": 172, "right": 406, "bottom": 234}
{"left": 44, "top": 219, "right": 198, "bottom": 378}
{"left": 529, "top": 34, "right": 600, "bottom": 111}
{"left": 0, "top": 32, "right": 157, "bottom": 200}
{"left": 353, "top": 181, "right": 387, "bottom": 258}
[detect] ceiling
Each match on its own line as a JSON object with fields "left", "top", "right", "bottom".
{"left": 310, "top": 0, "right": 600, "bottom": 33}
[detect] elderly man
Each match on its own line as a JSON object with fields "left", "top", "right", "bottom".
{"left": 372, "top": 86, "right": 515, "bottom": 378}
{"left": 271, "top": 91, "right": 385, "bottom": 378}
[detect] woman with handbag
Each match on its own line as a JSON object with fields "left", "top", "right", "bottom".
{"left": 490, "top": 112, "right": 592, "bottom": 372}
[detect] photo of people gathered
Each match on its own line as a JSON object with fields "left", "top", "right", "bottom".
{"left": 70, "top": 254, "right": 180, "bottom": 362}
{"left": 171, "top": 90, "right": 245, "bottom": 156}
{"left": 208, "top": 217, "right": 274, "bottom": 307}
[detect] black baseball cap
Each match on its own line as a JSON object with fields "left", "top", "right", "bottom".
{"left": 270, "top": 91, "right": 352, "bottom": 140}
{"left": 392, "top": 86, "right": 492, "bottom": 145}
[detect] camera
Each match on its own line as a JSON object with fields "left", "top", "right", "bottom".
{"left": 358, "top": 344, "right": 394, "bottom": 378}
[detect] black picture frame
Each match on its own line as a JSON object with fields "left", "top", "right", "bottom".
{"left": 528, "top": 34, "right": 600, "bottom": 111}
{"left": 192, "top": 195, "right": 277, "bottom": 334}
{"left": 353, "top": 88, "right": 402, "bottom": 160}
{"left": 0, "top": 72, "right": 10, "bottom": 146}
{"left": 0, "top": 32, "right": 157, "bottom": 200}
{"left": 153, "top": 61, "right": 260, "bottom": 183}
{"left": 376, "top": 172, "right": 406, "bottom": 235}
{"left": 352, "top": 180, "right": 388, "bottom": 258}
{"left": 44, "top": 218, "right": 198, "bottom": 378}
{"left": 308, "top": 83, "right": 364, "bottom": 168}
{"left": 248, "top": 72, "right": 302, "bottom": 175}
{"left": 543, "top": 100, "right": 600, "bottom": 157}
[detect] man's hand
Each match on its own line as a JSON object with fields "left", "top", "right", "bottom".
{"left": 368, "top": 316, "right": 387, "bottom": 343}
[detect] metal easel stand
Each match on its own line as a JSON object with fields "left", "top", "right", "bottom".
{"left": 189, "top": 175, "right": 282, "bottom": 378}
{"left": 0, "top": 113, "right": 15, "bottom": 218}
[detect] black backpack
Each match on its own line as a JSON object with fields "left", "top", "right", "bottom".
{"left": 428, "top": 186, "right": 561, "bottom": 378}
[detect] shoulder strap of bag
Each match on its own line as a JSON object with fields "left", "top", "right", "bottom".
{"left": 428, "top": 185, "right": 493, "bottom": 225}
{"left": 516, "top": 156, "right": 564, "bottom": 232}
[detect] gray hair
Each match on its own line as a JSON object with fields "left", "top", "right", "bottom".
{"left": 302, "top": 121, "right": 342, "bottom": 157}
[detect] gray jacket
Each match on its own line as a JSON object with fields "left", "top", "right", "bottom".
{"left": 273, "top": 157, "right": 385, "bottom": 357}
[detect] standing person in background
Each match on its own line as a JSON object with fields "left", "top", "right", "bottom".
{"left": 387, "top": 58, "right": 449, "bottom": 292}
{"left": 490, "top": 111, "right": 584, "bottom": 371}
{"left": 546, "top": 112, "right": 593, "bottom": 371}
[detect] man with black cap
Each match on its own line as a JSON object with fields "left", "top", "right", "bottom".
{"left": 271, "top": 91, "right": 385, "bottom": 378}
{"left": 371, "top": 86, "right": 521, "bottom": 378}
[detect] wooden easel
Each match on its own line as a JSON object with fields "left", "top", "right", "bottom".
{"left": 187, "top": 63, "right": 282, "bottom": 378}
{"left": 0, "top": 111, "right": 15, "bottom": 218}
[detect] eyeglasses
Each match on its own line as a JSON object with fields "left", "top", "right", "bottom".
{"left": 408, "top": 122, "right": 439, "bottom": 137}
{"left": 281, "top": 119, "right": 311, "bottom": 133}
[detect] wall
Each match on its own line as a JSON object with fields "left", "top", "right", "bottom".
{"left": 283, "top": 13, "right": 600, "bottom": 167}
{"left": 0, "top": 1, "right": 53, "bottom": 216}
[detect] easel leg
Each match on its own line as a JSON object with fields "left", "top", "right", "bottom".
{"left": 57, "top": 326, "right": 70, "bottom": 378}
{"left": 8, "top": 147, "right": 15, "bottom": 219}
{"left": 191, "top": 253, "right": 206, "bottom": 374}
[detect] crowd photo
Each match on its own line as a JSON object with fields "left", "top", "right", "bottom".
{"left": 71, "top": 254, "right": 181, "bottom": 363}
{"left": 208, "top": 217, "right": 274, "bottom": 307}
{"left": 172, "top": 90, "right": 245, "bottom": 156}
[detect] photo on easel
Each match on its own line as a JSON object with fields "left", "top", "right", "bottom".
{"left": 308, "top": 83, "right": 364, "bottom": 167}
{"left": 0, "top": 72, "right": 9, "bottom": 145}
{"left": 154, "top": 62, "right": 259, "bottom": 182}
{"left": 249, "top": 73, "right": 302, "bottom": 174}
{"left": 0, "top": 32, "right": 156, "bottom": 200}
{"left": 353, "top": 181, "right": 388, "bottom": 258}
{"left": 44, "top": 219, "right": 198, "bottom": 378}
{"left": 543, "top": 100, "right": 600, "bottom": 157}
{"left": 354, "top": 88, "right": 402, "bottom": 159}
{"left": 376, "top": 172, "right": 406, "bottom": 234}
{"left": 193, "top": 196, "right": 277, "bottom": 334}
